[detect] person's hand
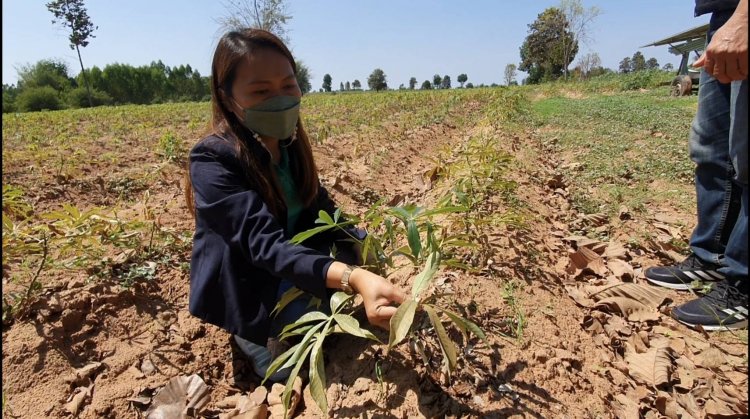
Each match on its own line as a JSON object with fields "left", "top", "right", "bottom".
{"left": 693, "top": 11, "right": 748, "bottom": 83}
{"left": 348, "top": 268, "right": 407, "bottom": 330}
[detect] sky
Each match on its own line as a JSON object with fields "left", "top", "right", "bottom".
{"left": 3, "top": 1, "right": 710, "bottom": 89}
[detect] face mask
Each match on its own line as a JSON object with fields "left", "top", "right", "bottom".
{"left": 237, "top": 95, "right": 300, "bottom": 140}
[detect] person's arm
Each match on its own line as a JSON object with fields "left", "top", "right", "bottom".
{"left": 693, "top": 0, "right": 748, "bottom": 83}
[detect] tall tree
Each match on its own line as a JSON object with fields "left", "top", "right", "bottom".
{"left": 295, "top": 60, "right": 312, "bottom": 94}
{"left": 322, "top": 74, "right": 332, "bottom": 92}
{"left": 503, "top": 63, "right": 517, "bottom": 86}
{"left": 662, "top": 63, "right": 674, "bottom": 72}
{"left": 631, "top": 51, "right": 646, "bottom": 72}
{"left": 645, "top": 57, "right": 660, "bottom": 70}
{"left": 46, "top": 0, "right": 97, "bottom": 107}
{"left": 575, "top": 52, "right": 601, "bottom": 79}
{"left": 339, "top": 82, "right": 344, "bottom": 91}
{"left": 368, "top": 68, "right": 387, "bottom": 91}
{"left": 559, "top": 0, "right": 600, "bottom": 79}
{"left": 217, "top": 0, "right": 292, "bottom": 44}
{"left": 345, "top": 81, "right": 351, "bottom": 91}
{"left": 457, "top": 73, "right": 468, "bottom": 88}
{"left": 421, "top": 80, "right": 432, "bottom": 90}
{"left": 619, "top": 57, "right": 632, "bottom": 74}
{"left": 519, "top": 7, "right": 578, "bottom": 84}
{"left": 352, "top": 79, "right": 361, "bottom": 90}
{"left": 441, "top": 75, "right": 451, "bottom": 89}
{"left": 409, "top": 77, "right": 417, "bottom": 89}
{"left": 433, "top": 74, "right": 442, "bottom": 89}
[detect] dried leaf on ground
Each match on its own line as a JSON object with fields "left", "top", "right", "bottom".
{"left": 624, "top": 340, "right": 673, "bottom": 388}
{"left": 611, "top": 394, "right": 640, "bottom": 419}
{"left": 655, "top": 391, "right": 679, "bottom": 419}
{"left": 567, "top": 247, "right": 608, "bottom": 277}
{"left": 603, "top": 242, "right": 628, "bottom": 259}
{"left": 704, "top": 379, "right": 748, "bottom": 417}
{"left": 267, "top": 377, "right": 302, "bottom": 419}
{"left": 574, "top": 283, "right": 669, "bottom": 321}
{"left": 145, "top": 374, "right": 210, "bottom": 419}
{"left": 65, "top": 385, "right": 93, "bottom": 416}
{"left": 695, "top": 347, "right": 727, "bottom": 370}
{"left": 608, "top": 259, "right": 635, "bottom": 280}
{"left": 65, "top": 362, "right": 105, "bottom": 386}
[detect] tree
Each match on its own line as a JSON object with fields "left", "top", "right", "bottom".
{"left": 441, "top": 75, "right": 451, "bottom": 89}
{"left": 645, "top": 57, "right": 659, "bottom": 70}
{"left": 352, "top": 79, "right": 361, "bottom": 90}
{"left": 345, "top": 81, "right": 351, "bottom": 91}
{"left": 399, "top": 83, "right": 405, "bottom": 90}
{"left": 339, "top": 82, "right": 344, "bottom": 91}
{"left": 631, "top": 51, "right": 646, "bottom": 72}
{"left": 368, "top": 68, "right": 387, "bottom": 91}
{"left": 662, "top": 63, "right": 674, "bottom": 72}
{"left": 409, "top": 77, "right": 417, "bottom": 89}
{"left": 559, "top": 0, "right": 600, "bottom": 79}
{"left": 421, "top": 80, "right": 432, "bottom": 90}
{"left": 503, "top": 63, "right": 517, "bottom": 86}
{"left": 457, "top": 73, "right": 467, "bottom": 88}
{"left": 519, "top": 7, "right": 578, "bottom": 84}
{"left": 433, "top": 74, "right": 442, "bottom": 89}
{"left": 575, "top": 52, "right": 601, "bottom": 79}
{"left": 296, "top": 60, "right": 312, "bottom": 94}
{"left": 46, "top": 0, "right": 97, "bottom": 107}
{"left": 322, "top": 74, "right": 332, "bottom": 92}
{"left": 619, "top": 57, "right": 632, "bottom": 74}
{"left": 3, "top": 84, "right": 19, "bottom": 113}
{"left": 16, "top": 59, "right": 73, "bottom": 92}
{"left": 217, "top": 0, "right": 292, "bottom": 44}
{"left": 465, "top": 82, "right": 474, "bottom": 88}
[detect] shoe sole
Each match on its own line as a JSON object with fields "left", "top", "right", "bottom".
{"left": 644, "top": 277, "right": 695, "bottom": 291}
{"left": 675, "top": 318, "right": 748, "bottom": 331}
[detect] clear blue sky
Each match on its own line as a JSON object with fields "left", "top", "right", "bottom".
{"left": 3, "top": 0, "right": 710, "bottom": 88}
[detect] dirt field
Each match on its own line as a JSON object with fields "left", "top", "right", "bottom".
{"left": 2, "top": 86, "right": 747, "bottom": 418}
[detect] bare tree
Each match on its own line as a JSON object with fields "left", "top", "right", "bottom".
{"left": 504, "top": 63, "right": 517, "bottom": 86}
{"left": 575, "top": 52, "right": 601, "bottom": 79}
{"left": 559, "top": 0, "right": 600, "bottom": 79}
{"left": 217, "top": 0, "right": 292, "bottom": 43}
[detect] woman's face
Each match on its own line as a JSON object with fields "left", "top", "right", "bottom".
{"left": 228, "top": 48, "right": 301, "bottom": 113}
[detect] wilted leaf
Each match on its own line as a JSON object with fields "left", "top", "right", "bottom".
{"left": 567, "top": 246, "right": 608, "bottom": 277}
{"left": 608, "top": 259, "right": 634, "bottom": 280}
{"left": 611, "top": 394, "right": 640, "bottom": 419}
{"left": 603, "top": 242, "right": 628, "bottom": 259}
{"left": 424, "top": 305, "right": 457, "bottom": 372}
{"left": 705, "top": 378, "right": 748, "bottom": 417}
{"left": 624, "top": 341, "right": 673, "bottom": 388}
{"left": 412, "top": 252, "right": 441, "bottom": 298}
{"left": 145, "top": 374, "right": 210, "bottom": 419}
{"left": 584, "top": 283, "right": 669, "bottom": 321}
{"left": 388, "top": 299, "right": 418, "bottom": 348}
{"left": 695, "top": 347, "right": 726, "bottom": 370}
{"left": 438, "top": 306, "right": 488, "bottom": 344}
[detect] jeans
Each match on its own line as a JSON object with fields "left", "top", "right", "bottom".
{"left": 688, "top": 26, "right": 748, "bottom": 279}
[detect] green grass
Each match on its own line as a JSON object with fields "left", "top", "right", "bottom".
{"left": 529, "top": 86, "right": 698, "bottom": 218}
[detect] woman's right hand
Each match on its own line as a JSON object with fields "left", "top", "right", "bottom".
{"left": 348, "top": 268, "right": 407, "bottom": 330}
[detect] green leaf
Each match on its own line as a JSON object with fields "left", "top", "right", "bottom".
{"left": 436, "top": 306, "right": 488, "bottom": 345}
{"left": 419, "top": 205, "right": 468, "bottom": 218}
{"left": 282, "top": 343, "right": 313, "bottom": 419}
{"left": 277, "top": 321, "right": 325, "bottom": 371}
{"left": 271, "top": 286, "right": 305, "bottom": 317}
{"left": 424, "top": 305, "right": 457, "bottom": 373}
{"left": 308, "top": 328, "right": 329, "bottom": 415}
{"left": 412, "top": 251, "right": 441, "bottom": 298}
{"left": 316, "top": 210, "right": 335, "bottom": 225}
{"left": 388, "top": 298, "right": 418, "bottom": 349}
{"left": 263, "top": 341, "right": 301, "bottom": 385}
{"left": 290, "top": 224, "right": 336, "bottom": 244}
{"left": 333, "top": 314, "right": 381, "bottom": 342}
{"left": 279, "top": 324, "right": 315, "bottom": 340}
{"left": 388, "top": 206, "right": 411, "bottom": 222}
{"left": 329, "top": 291, "right": 354, "bottom": 313}
{"left": 406, "top": 220, "right": 421, "bottom": 260}
{"left": 333, "top": 207, "right": 342, "bottom": 223}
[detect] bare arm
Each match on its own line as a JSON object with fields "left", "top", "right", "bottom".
{"left": 694, "top": 0, "right": 749, "bottom": 83}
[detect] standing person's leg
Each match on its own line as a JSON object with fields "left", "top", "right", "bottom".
{"left": 671, "top": 79, "right": 749, "bottom": 331}
{"left": 645, "top": 28, "right": 740, "bottom": 290}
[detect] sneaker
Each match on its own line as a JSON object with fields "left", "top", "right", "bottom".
{"left": 233, "top": 335, "right": 292, "bottom": 382}
{"left": 671, "top": 279, "right": 748, "bottom": 331}
{"left": 645, "top": 253, "right": 725, "bottom": 290}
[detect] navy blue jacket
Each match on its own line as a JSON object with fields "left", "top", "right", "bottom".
{"left": 695, "top": 0, "right": 739, "bottom": 16}
{"left": 188, "top": 134, "right": 364, "bottom": 345}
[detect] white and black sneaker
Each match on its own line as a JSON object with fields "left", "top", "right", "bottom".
{"left": 671, "top": 278, "right": 748, "bottom": 331}
{"left": 645, "top": 253, "right": 725, "bottom": 290}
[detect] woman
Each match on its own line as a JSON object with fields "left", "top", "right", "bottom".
{"left": 186, "top": 28, "right": 406, "bottom": 381}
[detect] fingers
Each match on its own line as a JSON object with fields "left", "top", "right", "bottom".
{"left": 370, "top": 305, "right": 397, "bottom": 330}
{"left": 739, "top": 51, "right": 749, "bottom": 79}
{"left": 385, "top": 286, "right": 407, "bottom": 304}
{"left": 714, "top": 59, "right": 731, "bottom": 83}
{"left": 725, "top": 58, "right": 744, "bottom": 81}
{"left": 693, "top": 53, "right": 706, "bottom": 68}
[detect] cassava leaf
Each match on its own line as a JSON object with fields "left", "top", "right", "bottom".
{"left": 290, "top": 224, "right": 336, "bottom": 244}
{"left": 263, "top": 341, "right": 301, "bottom": 385}
{"left": 308, "top": 327, "right": 329, "bottom": 415}
{"left": 436, "top": 306, "right": 488, "bottom": 344}
{"left": 271, "top": 286, "right": 305, "bottom": 317}
{"left": 412, "top": 251, "right": 441, "bottom": 298}
{"left": 424, "top": 305, "right": 457, "bottom": 372}
{"left": 329, "top": 291, "right": 354, "bottom": 314}
{"left": 388, "top": 299, "right": 418, "bottom": 349}
{"left": 407, "top": 220, "right": 421, "bottom": 260}
{"left": 333, "top": 314, "right": 380, "bottom": 342}
{"left": 316, "top": 210, "right": 335, "bottom": 225}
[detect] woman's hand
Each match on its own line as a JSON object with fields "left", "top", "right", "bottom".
{"left": 349, "top": 268, "right": 407, "bottom": 330}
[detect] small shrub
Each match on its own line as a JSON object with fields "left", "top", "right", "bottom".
{"left": 16, "top": 86, "right": 63, "bottom": 112}
{"left": 67, "top": 87, "right": 113, "bottom": 108}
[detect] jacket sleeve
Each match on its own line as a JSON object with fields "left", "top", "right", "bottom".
{"left": 190, "top": 140, "right": 333, "bottom": 298}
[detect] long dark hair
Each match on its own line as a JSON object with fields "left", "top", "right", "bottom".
{"left": 186, "top": 28, "right": 319, "bottom": 218}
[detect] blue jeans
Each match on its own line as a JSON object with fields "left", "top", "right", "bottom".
{"left": 688, "top": 26, "right": 748, "bottom": 279}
